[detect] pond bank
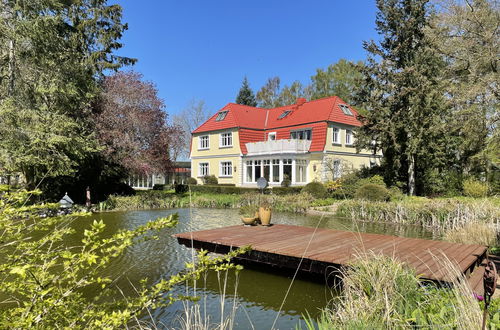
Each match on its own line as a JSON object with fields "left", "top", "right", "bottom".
{"left": 102, "top": 191, "right": 499, "bottom": 235}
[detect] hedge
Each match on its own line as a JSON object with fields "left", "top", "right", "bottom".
{"left": 188, "top": 185, "right": 304, "bottom": 195}
{"left": 189, "top": 185, "right": 262, "bottom": 194}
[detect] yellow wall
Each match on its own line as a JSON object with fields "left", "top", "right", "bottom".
{"left": 191, "top": 128, "right": 241, "bottom": 158}
{"left": 190, "top": 125, "right": 382, "bottom": 186}
{"left": 191, "top": 156, "right": 241, "bottom": 185}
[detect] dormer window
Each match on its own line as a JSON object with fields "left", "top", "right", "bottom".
{"left": 278, "top": 110, "right": 291, "bottom": 119}
{"left": 339, "top": 104, "right": 353, "bottom": 116}
{"left": 215, "top": 110, "right": 228, "bottom": 121}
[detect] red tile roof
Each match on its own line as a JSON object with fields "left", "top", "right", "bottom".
{"left": 192, "top": 96, "right": 361, "bottom": 134}
{"left": 192, "top": 96, "right": 362, "bottom": 155}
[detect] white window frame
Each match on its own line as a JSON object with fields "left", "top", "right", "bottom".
{"left": 198, "top": 162, "right": 209, "bottom": 177}
{"left": 219, "top": 132, "right": 233, "bottom": 148}
{"left": 199, "top": 135, "right": 209, "bottom": 150}
{"left": 219, "top": 161, "right": 233, "bottom": 177}
{"left": 332, "top": 127, "right": 340, "bottom": 144}
{"left": 268, "top": 132, "right": 277, "bottom": 141}
{"left": 345, "top": 129, "right": 353, "bottom": 145}
{"left": 290, "top": 129, "right": 312, "bottom": 140}
{"left": 339, "top": 104, "right": 353, "bottom": 116}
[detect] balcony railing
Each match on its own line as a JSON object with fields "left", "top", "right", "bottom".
{"left": 245, "top": 139, "right": 312, "bottom": 156}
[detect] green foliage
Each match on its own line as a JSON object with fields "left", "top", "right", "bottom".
{"left": 309, "top": 254, "right": 482, "bottom": 329}
{"left": 463, "top": 178, "right": 489, "bottom": 198}
{"left": 186, "top": 177, "right": 198, "bottom": 185}
{"left": 388, "top": 186, "right": 405, "bottom": 201}
{"left": 0, "top": 188, "right": 251, "bottom": 328}
{"left": 309, "top": 59, "right": 363, "bottom": 105}
{"left": 190, "top": 185, "right": 261, "bottom": 194}
{"left": 354, "top": 183, "right": 390, "bottom": 202}
{"left": 239, "top": 205, "right": 258, "bottom": 217}
{"left": 270, "top": 186, "right": 303, "bottom": 195}
{"left": 336, "top": 197, "right": 500, "bottom": 231}
{"left": 0, "top": 1, "right": 135, "bottom": 189}
{"left": 235, "top": 77, "right": 257, "bottom": 106}
{"left": 355, "top": 0, "right": 450, "bottom": 196}
{"left": 331, "top": 172, "right": 386, "bottom": 199}
{"left": 202, "top": 175, "right": 218, "bottom": 185}
{"left": 301, "top": 182, "right": 328, "bottom": 199}
{"left": 174, "top": 183, "right": 188, "bottom": 194}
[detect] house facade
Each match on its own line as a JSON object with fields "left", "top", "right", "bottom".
{"left": 190, "top": 96, "right": 381, "bottom": 187}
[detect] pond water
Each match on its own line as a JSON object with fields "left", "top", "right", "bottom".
{"left": 74, "top": 208, "right": 434, "bottom": 329}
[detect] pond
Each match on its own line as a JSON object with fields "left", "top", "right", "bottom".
{"left": 74, "top": 208, "right": 434, "bottom": 329}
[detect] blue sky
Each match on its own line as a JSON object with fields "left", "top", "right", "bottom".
{"left": 115, "top": 0, "right": 379, "bottom": 118}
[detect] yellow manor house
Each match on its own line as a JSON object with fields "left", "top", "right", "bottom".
{"left": 190, "top": 96, "right": 381, "bottom": 187}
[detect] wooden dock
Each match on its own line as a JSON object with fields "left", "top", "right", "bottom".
{"left": 174, "top": 224, "right": 487, "bottom": 290}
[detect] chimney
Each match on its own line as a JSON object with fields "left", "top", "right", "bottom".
{"left": 296, "top": 98, "right": 306, "bottom": 106}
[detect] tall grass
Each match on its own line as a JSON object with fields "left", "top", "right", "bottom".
{"left": 102, "top": 191, "right": 315, "bottom": 213}
{"left": 444, "top": 223, "right": 499, "bottom": 246}
{"left": 336, "top": 198, "right": 500, "bottom": 232}
{"left": 308, "top": 253, "right": 483, "bottom": 329}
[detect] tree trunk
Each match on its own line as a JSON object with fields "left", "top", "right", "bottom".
{"left": 408, "top": 153, "right": 415, "bottom": 196}
{"left": 8, "top": 38, "right": 14, "bottom": 96}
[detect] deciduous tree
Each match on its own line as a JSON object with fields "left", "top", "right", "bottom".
{"left": 427, "top": 0, "right": 499, "bottom": 177}
{"left": 310, "top": 59, "right": 363, "bottom": 105}
{"left": 172, "top": 98, "right": 211, "bottom": 159}
{"left": 0, "top": 0, "right": 134, "bottom": 188}
{"left": 95, "top": 71, "right": 182, "bottom": 175}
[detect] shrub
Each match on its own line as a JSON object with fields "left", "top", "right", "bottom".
{"left": 463, "top": 178, "right": 488, "bottom": 198}
{"left": 281, "top": 175, "right": 291, "bottom": 187}
{"left": 189, "top": 185, "right": 261, "bottom": 194}
{"left": 271, "top": 186, "right": 303, "bottom": 195}
{"left": 301, "top": 181, "right": 327, "bottom": 198}
{"left": 388, "top": 186, "right": 405, "bottom": 201}
{"left": 186, "top": 177, "right": 198, "bottom": 185}
{"left": 174, "top": 183, "right": 188, "bottom": 194}
{"left": 152, "top": 184, "right": 166, "bottom": 190}
{"left": 202, "top": 175, "right": 218, "bottom": 185}
{"left": 354, "top": 183, "right": 390, "bottom": 202}
{"left": 324, "top": 180, "right": 342, "bottom": 194}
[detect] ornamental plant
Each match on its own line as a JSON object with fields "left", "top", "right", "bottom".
{"left": 0, "top": 186, "right": 248, "bottom": 328}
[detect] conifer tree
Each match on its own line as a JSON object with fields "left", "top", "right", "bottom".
{"left": 235, "top": 77, "right": 257, "bottom": 106}
{"left": 355, "top": 0, "right": 450, "bottom": 195}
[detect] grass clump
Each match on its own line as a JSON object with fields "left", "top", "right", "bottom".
{"left": 354, "top": 183, "right": 390, "bottom": 202}
{"left": 336, "top": 197, "right": 500, "bottom": 232}
{"left": 444, "top": 223, "right": 499, "bottom": 246}
{"left": 310, "top": 254, "right": 483, "bottom": 329}
{"left": 301, "top": 182, "right": 328, "bottom": 199}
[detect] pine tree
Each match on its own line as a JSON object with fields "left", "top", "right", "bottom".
{"left": 235, "top": 77, "right": 257, "bottom": 106}
{"left": 355, "top": 0, "right": 450, "bottom": 195}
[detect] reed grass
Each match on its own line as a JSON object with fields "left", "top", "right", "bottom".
{"left": 102, "top": 191, "right": 315, "bottom": 213}
{"left": 335, "top": 198, "right": 500, "bottom": 232}
{"left": 307, "top": 253, "right": 484, "bottom": 329}
{"left": 444, "top": 223, "right": 499, "bottom": 246}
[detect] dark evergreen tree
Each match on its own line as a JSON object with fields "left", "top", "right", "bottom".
{"left": 235, "top": 77, "right": 257, "bottom": 106}
{"left": 355, "top": 0, "right": 450, "bottom": 195}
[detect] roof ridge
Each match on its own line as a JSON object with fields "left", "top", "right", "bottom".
{"left": 226, "top": 102, "right": 265, "bottom": 110}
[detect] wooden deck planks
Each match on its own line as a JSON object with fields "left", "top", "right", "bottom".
{"left": 174, "top": 224, "right": 487, "bottom": 283}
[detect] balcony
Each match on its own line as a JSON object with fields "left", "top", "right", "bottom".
{"left": 245, "top": 139, "right": 312, "bottom": 156}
